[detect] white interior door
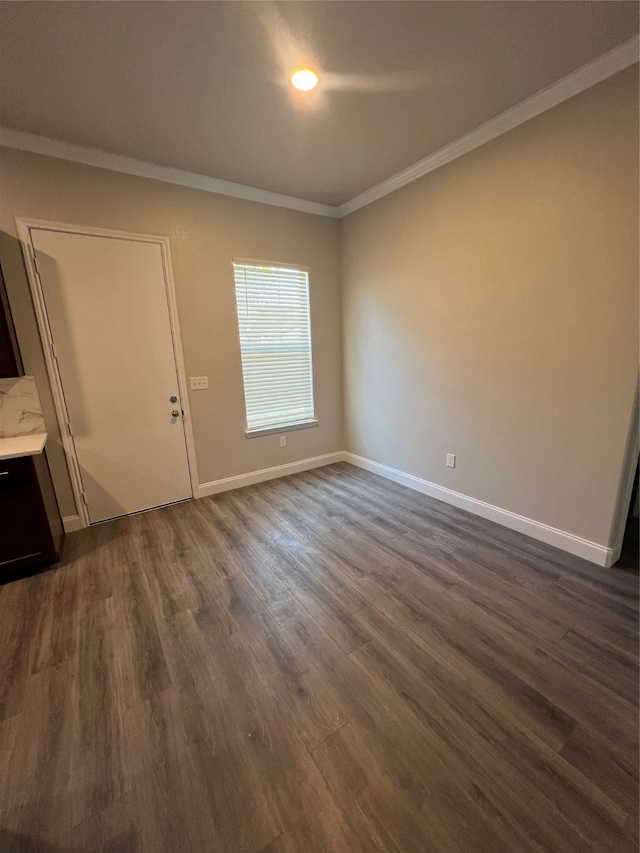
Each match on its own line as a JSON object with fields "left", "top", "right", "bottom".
{"left": 30, "top": 228, "right": 192, "bottom": 523}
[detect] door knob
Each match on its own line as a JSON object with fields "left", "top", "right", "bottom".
{"left": 170, "top": 396, "right": 177, "bottom": 403}
{"left": 171, "top": 410, "right": 180, "bottom": 417}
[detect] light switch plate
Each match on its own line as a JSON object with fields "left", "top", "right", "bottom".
{"left": 190, "top": 376, "right": 209, "bottom": 390}
{"left": 446, "top": 453, "right": 456, "bottom": 468}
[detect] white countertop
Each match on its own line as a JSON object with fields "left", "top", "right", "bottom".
{"left": 0, "top": 432, "right": 48, "bottom": 461}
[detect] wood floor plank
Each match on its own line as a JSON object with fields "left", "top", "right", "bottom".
{"left": 349, "top": 630, "right": 625, "bottom": 850}
{"left": 352, "top": 581, "right": 579, "bottom": 752}
{"left": 0, "top": 463, "right": 637, "bottom": 852}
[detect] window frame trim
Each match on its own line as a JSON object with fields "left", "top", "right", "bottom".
{"left": 232, "top": 258, "right": 317, "bottom": 436}
{"left": 244, "top": 419, "right": 319, "bottom": 439}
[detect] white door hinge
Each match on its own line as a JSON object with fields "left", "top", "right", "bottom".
{"left": 30, "top": 246, "right": 40, "bottom": 276}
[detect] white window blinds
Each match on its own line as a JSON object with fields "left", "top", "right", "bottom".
{"left": 233, "top": 261, "right": 315, "bottom": 432}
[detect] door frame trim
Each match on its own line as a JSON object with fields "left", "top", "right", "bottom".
{"left": 16, "top": 218, "right": 200, "bottom": 528}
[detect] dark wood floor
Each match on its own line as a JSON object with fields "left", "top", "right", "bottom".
{"left": 1, "top": 463, "right": 638, "bottom": 853}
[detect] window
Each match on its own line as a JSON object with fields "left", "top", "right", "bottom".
{"left": 233, "top": 261, "right": 317, "bottom": 436}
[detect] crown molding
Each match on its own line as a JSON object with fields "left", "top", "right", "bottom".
{"left": 338, "top": 35, "right": 639, "bottom": 218}
{"left": 0, "top": 127, "right": 340, "bottom": 219}
{"left": 0, "top": 37, "right": 636, "bottom": 220}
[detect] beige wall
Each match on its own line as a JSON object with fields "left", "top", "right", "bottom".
{"left": 341, "top": 67, "right": 639, "bottom": 547}
{"left": 0, "top": 150, "right": 343, "bottom": 518}
{"left": 0, "top": 67, "right": 637, "bottom": 547}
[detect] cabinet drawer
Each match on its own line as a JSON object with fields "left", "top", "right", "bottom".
{"left": 0, "top": 455, "right": 55, "bottom": 572}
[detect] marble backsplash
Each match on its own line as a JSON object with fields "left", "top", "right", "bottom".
{"left": 0, "top": 376, "right": 46, "bottom": 438}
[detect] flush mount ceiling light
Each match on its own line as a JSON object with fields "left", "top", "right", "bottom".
{"left": 290, "top": 68, "right": 319, "bottom": 91}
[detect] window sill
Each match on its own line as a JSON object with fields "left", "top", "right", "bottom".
{"left": 245, "top": 420, "right": 318, "bottom": 439}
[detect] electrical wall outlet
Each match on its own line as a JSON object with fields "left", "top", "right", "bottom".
{"left": 446, "top": 453, "right": 456, "bottom": 468}
{"left": 279, "top": 435, "right": 287, "bottom": 447}
{"left": 190, "top": 376, "right": 209, "bottom": 390}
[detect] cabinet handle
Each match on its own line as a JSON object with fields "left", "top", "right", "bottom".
{"left": 0, "top": 471, "right": 8, "bottom": 477}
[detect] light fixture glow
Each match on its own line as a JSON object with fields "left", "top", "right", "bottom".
{"left": 290, "top": 68, "right": 318, "bottom": 91}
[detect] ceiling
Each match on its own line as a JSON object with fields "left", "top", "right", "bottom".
{"left": 0, "top": 2, "right": 638, "bottom": 206}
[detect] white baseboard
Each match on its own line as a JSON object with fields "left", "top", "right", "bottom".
{"left": 65, "top": 450, "right": 618, "bottom": 567}
{"left": 605, "top": 542, "right": 623, "bottom": 569}
{"left": 343, "top": 452, "right": 614, "bottom": 567}
{"left": 62, "top": 514, "right": 84, "bottom": 533}
{"left": 196, "top": 452, "right": 345, "bottom": 498}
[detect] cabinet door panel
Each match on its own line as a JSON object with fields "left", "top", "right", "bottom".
{"left": 0, "top": 265, "right": 22, "bottom": 378}
{"left": 0, "top": 457, "right": 55, "bottom": 573}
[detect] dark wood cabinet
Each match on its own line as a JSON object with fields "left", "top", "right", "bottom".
{"left": 0, "top": 455, "right": 61, "bottom": 572}
{"left": 0, "top": 265, "right": 64, "bottom": 580}
{"left": 0, "top": 264, "right": 23, "bottom": 376}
